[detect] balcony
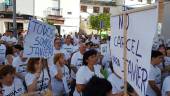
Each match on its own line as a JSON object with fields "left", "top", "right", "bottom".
{"left": 0, "top": 3, "right": 13, "bottom": 12}
{"left": 46, "top": 7, "right": 62, "bottom": 16}
{"left": 46, "top": 7, "right": 64, "bottom": 25}
{"left": 80, "top": 0, "right": 117, "bottom": 6}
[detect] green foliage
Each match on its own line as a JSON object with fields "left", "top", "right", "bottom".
{"left": 89, "top": 13, "right": 111, "bottom": 31}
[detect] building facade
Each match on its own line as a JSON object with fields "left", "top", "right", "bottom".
{"left": 0, "top": 0, "right": 80, "bottom": 35}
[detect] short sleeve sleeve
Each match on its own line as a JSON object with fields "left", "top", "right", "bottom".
{"left": 25, "top": 73, "right": 36, "bottom": 86}
{"left": 76, "top": 67, "right": 86, "bottom": 84}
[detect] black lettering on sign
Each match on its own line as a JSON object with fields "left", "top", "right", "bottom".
{"left": 27, "top": 36, "right": 53, "bottom": 57}
{"left": 112, "top": 56, "right": 120, "bottom": 66}
{"left": 31, "top": 20, "right": 55, "bottom": 38}
{"left": 113, "top": 36, "right": 142, "bottom": 58}
{"left": 127, "top": 58, "right": 148, "bottom": 95}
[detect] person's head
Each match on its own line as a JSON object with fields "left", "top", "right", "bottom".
{"left": 0, "top": 65, "right": 16, "bottom": 86}
{"left": 65, "top": 35, "right": 72, "bottom": 45}
{"left": 79, "top": 43, "right": 86, "bottom": 54}
{"left": 19, "top": 51, "right": 27, "bottom": 60}
{"left": 83, "top": 49, "right": 98, "bottom": 66}
{"left": 158, "top": 44, "right": 166, "bottom": 56}
{"left": 54, "top": 37, "right": 61, "bottom": 49}
{"left": 53, "top": 53, "right": 65, "bottom": 66}
{"left": 166, "top": 47, "right": 170, "bottom": 57}
{"left": 13, "top": 44, "right": 23, "bottom": 56}
{"left": 27, "top": 58, "right": 47, "bottom": 73}
{"left": 84, "top": 76, "right": 112, "bottom": 96}
{"left": 5, "top": 30, "right": 13, "bottom": 36}
{"left": 151, "top": 50, "right": 164, "bottom": 65}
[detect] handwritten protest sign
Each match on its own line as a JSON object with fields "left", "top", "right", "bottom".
{"left": 110, "top": 7, "right": 158, "bottom": 96}
{"left": 24, "top": 19, "right": 56, "bottom": 58}
{"left": 100, "top": 44, "right": 109, "bottom": 56}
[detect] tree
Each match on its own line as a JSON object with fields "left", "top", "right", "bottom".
{"left": 89, "top": 13, "right": 111, "bottom": 32}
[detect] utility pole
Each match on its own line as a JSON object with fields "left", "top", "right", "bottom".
{"left": 13, "top": 0, "right": 17, "bottom": 38}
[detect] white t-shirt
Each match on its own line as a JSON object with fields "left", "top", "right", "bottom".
{"left": 0, "top": 44, "right": 6, "bottom": 64}
{"left": 91, "top": 37, "right": 100, "bottom": 45}
{"left": 1, "top": 36, "right": 17, "bottom": 44}
{"left": 47, "top": 48, "right": 70, "bottom": 66}
{"left": 71, "top": 51, "right": 83, "bottom": 70}
{"left": 162, "top": 76, "right": 170, "bottom": 96}
{"left": 76, "top": 65, "right": 103, "bottom": 85}
{"left": 25, "top": 69, "right": 50, "bottom": 92}
{"left": 146, "top": 64, "right": 161, "bottom": 96}
{"left": 50, "top": 64, "right": 71, "bottom": 95}
{"left": 62, "top": 44, "right": 75, "bottom": 55}
{"left": 107, "top": 73, "right": 124, "bottom": 94}
{"left": 12, "top": 56, "right": 28, "bottom": 77}
{"left": 2, "top": 77, "right": 25, "bottom": 96}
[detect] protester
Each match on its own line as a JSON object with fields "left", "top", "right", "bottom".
{"left": 5, "top": 46, "right": 14, "bottom": 65}
{"left": 12, "top": 51, "right": 28, "bottom": 80}
{"left": 75, "top": 49, "right": 103, "bottom": 95}
{"left": 162, "top": 75, "right": 170, "bottom": 96}
{"left": 83, "top": 76, "right": 112, "bottom": 96}
{"left": 0, "top": 65, "right": 26, "bottom": 96}
{"left": 50, "top": 53, "right": 71, "bottom": 96}
{"left": 48, "top": 37, "right": 70, "bottom": 66}
{"left": 62, "top": 35, "right": 75, "bottom": 56}
{"left": 1, "top": 30, "right": 17, "bottom": 45}
{"left": 25, "top": 58, "right": 51, "bottom": 95}
{"left": 146, "top": 50, "right": 163, "bottom": 96}
{"left": 107, "top": 63, "right": 124, "bottom": 96}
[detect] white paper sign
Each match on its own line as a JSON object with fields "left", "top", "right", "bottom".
{"left": 100, "top": 44, "right": 109, "bottom": 56}
{"left": 110, "top": 7, "right": 158, "bottom": 96}
{"left": 24, "top": 19, "right": 56, "bottom": 58}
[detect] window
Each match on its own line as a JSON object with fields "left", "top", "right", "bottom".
{"left": 103, "top": 7, "right": 110, "bottom": 13}
{"left": 67, "top": 12, "right": 72, "bottom": 15}
{"left": 81, "top": 5, "right": 87, "bottom": 12}
{"left": 93, "top": 7, "right": 100, "bottom": 13}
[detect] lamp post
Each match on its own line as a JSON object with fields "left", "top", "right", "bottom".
{"left": 13, "top": 0, "right": 17, "bottom": 38}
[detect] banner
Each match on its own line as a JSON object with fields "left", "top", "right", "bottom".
{"left": 110, "top": 7, "right": 158, "bottom": 96}
{"left": 24, "top": 19, "right": 56, "bottom": 58}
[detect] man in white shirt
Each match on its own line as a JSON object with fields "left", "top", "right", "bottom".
{"left": 62, "top": 35, "right": 75, "bottom": 55}
{"left": 1, "top": 30, "right": 17, "bottom": 45}
{"left": 70, "top": 43, "right": 86, "bottom": 96}
{"left": 71, "top": 43, "right": 86, "bottom": 74}
{"left": 48, "top": 37, "right": 70, "bottom": 66}
{"left": 162, "top": 76, "right": 170, "bottom": 96}
{"left": 91, "top": 34, "right": 100, "bottom": 45}
{"left": 146, "top": 50, "right": 163, "bottom": 96}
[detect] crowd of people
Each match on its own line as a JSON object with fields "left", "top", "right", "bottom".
{"left": 0, "top": 29, "right": 169, "bottom": 96}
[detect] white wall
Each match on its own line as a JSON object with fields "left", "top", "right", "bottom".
{"left": 60, "top": 0, "right": 80, "bottom": 34}
{"left": 162, "top": 2, "right": 170, "bottom": 40}
{"left": 16, "top": 0, "right": 34, "bottom": 15}
{"left": 34, "top": 0, "right": 58, "bottom": 18}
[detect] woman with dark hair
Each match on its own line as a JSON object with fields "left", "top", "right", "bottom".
{"left": 84, "top": 76, "right": 112, "bottom": 96}
{"left": 74, "top": 49, "right": 103, "bottom": 95}
{"left": 25, "top": 58, "right": 52, "bottom": 95}
{"left": 0, "top": 65, "right": 26, "bottom": 96}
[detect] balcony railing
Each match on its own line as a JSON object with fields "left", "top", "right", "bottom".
{"left": 45, "top": 7, "right": 62, "bottom": 16}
